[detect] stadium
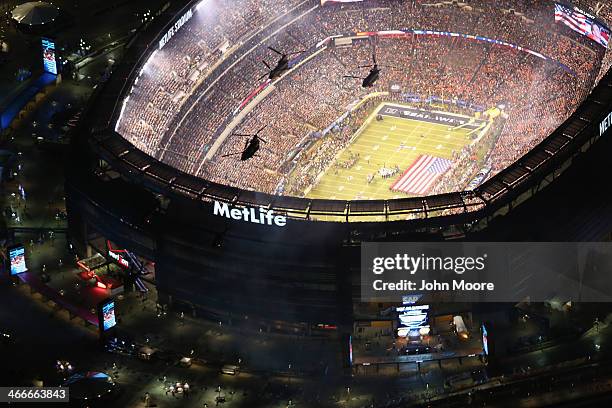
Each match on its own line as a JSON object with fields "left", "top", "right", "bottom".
{"left": 68, "top": 0, "right": 612, "bottom": 329}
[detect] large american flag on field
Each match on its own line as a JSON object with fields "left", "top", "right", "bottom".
{"left": 390, "top": 155, "right": 452, "bottom": 195}
{"left": 554, "top": 3, "right": 610, "bottom": 48}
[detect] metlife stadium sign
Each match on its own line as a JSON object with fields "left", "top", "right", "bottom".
{"left": 600, "top": 110, "right": 612, "bottom": 137}
{"left": 212, "top": 201, "right": 287, "bottom": 227}
{"left": 158, "top": 8, "right": 193, "bottom": 50}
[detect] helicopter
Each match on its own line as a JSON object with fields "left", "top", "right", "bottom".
{"left": 259, "top": 46, "right": 304, "bottom": 81}
{"left": 344, "top": 52, "right": 381, "bottom": 88}
{"left": 344, "top": 52, "right": 394, "bottom": 88}
{"left": 222, "top": 125, "right": 268, "bottom": 161}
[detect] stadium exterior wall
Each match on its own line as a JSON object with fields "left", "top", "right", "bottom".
{"left": 67, "top": 0, "right": 612, "bottom": 326}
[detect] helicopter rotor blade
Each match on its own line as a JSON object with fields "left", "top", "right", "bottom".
{"left": 221, "top": 152, "right": 243, "bottom": 158}
{"left": 255, "top": 124, "right": 268, "bottom": 135}
{"left": 358, "top": 64, "right": 373, "bottom": 69}
{"left": 372, "top": 52, "right": 377, "bottom": 65}
{"left": 257, "top": 136, "right": 268, "bottom": 144}
{"left": 344, "top": 75, "right": 364, "bottom": 80}
{"left": 268, "top": 46, "right": 283, "bottom": 55}
{"left": 262, "top": 60, "right": 272, "bottom": 70}
{"left": 258, "top": 72, "right": 269, "bottom": 81}
{"left": 232, "top": 133, "right": 254, "bottom": 137}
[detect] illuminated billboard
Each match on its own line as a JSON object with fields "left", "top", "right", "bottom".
{"left": 397, "top": 304, "right": 429, "bottom": 338}
{"left": 348, "top": 335, "right": 353, "bottom": 366}
{"left": 107, "top": 241, "right": 130, "bottom": 269}
{"left": 555, "top": 3, "right": 610, "bottom": 48}
{"left": 42, "top": 38, "right": 58, "bottom": 75}
{"left": 482, "top": 324, "right": 489, "bottom": 355}
{"left": 8, "top": 245, "right": 27, "bottom": 275}
{"left": 99, "top": 299, "right": 117, "bottom": 331}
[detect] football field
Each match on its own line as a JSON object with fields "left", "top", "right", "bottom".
{"left": 306, "top": 104, "right": 478, "bottom": 200}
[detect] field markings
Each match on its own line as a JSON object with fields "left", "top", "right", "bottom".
{"left": 307, "top": 111, "right": 473, "bottom": 200}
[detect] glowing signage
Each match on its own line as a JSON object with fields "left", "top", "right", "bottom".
{"left": 42, "top": 38, "right": 58, "bottom": 75}
{"left": 402, "top": 294, "right": 422, "bottom": 304}
{"left": 108, "top": 250, "right": 129, "bottom": 269}
{"left": 99, "top": 299, "right": 117, "bottom": 331}
{"left": 396, "top": 305, "right": 430, "bottom": 312}
{"left": 600, "top": 111, "right": 612, "bottom": 137}
{"left": 482, "top": 324, "right": 489, "bottom": 355}
{"left": 158, "top": 8, "right": 193, "bottom": 49}
{"left": 397, "top": 304, "right": 429, "bottom": 337}
{"left": 8, "top": 245, "right": 27, "bottom": 275}
{"left": 213, "top": 201, "right": 287, "bottom": 227}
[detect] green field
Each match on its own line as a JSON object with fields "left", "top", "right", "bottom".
{"left": 306, "top": 104, "right": 476, "bottom": 200}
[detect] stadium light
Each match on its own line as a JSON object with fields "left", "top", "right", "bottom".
{"left": 196, "top": 0, "right": 212, "bottom": 11}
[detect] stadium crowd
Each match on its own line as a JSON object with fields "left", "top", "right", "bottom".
{"left": 116, "top": 0, "right": 610, "bottom": 198}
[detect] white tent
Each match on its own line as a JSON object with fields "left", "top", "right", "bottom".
{"left": 11, "top": 2, "right": 60, "bottom": 26}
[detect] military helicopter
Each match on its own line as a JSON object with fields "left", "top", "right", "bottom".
{"left": 222, "top": 125, "right": 268, "bottom": 161}
{"left": 345, "top": 47, "right": 401, "bottom": 88}
{"left": 259, "top": 46, "right": 304, "bottom": 81}
{"left": 344, "top": 52, "right": 382, "bottom": 88}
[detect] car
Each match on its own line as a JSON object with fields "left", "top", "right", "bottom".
{"left": 221, "top": 365, "right": 239, "bottom": 375}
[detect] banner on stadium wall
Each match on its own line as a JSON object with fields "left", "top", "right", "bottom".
{"left": 158, "top": 8, "right": 194, "bottom": 50}
{"left": 379, "top": 104, "right": 485, "bottom": 130}
{"left": 235, "top": 79, "right": 272, "bottom": 114}
{"left": 465, "top": 167, "right": 491, "bottom": 191}
{"left": 322, "top": 111, "right": 350, "bottom": 136}
{"left": 400, "top": 93, "right": 484, "bottom": 112}
{"left": 334, "top": 37, "right": 353, "bottom": 47}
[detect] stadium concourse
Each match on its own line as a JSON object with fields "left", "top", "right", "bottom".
{"left": 115, "top": 0, "right": 611, "bottom": 201}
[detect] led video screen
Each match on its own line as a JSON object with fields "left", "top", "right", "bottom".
{"left": 100, "top": 300, "right": 117, "bottom": 331}
{"left": 555, "top": 3, "right": 610, "bottom": 48}
{"left": 8, "top": 245, "right": 27, "bottom": 275}
{"left": 42, "top": 38, "right": 58, "bottom": 75}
